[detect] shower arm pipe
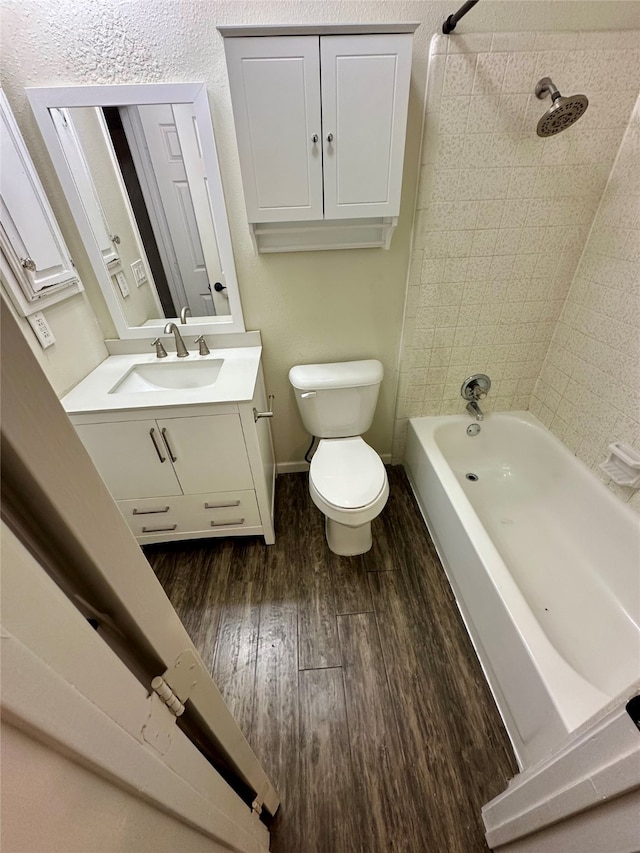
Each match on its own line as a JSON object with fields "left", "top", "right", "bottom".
{"left": 442, "top": 0, "right": 480, "bottom": 34}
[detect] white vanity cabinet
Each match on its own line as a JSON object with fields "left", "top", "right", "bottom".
{"left": 223, "top": 31, "right": 413, "bottom": 224}
{"left": 70, "top": 395, "right": 275, "bottom": 546}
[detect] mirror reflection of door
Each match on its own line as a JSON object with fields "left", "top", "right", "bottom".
{"left": 117, "top": 105, "right": 226, "bottom": 317}
{"left": 53, "top": 104, "right": 231, "bottom": 322}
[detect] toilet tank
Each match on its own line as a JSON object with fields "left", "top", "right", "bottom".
{"left": 289, "top": 360, "right": 383, "bottom": 438}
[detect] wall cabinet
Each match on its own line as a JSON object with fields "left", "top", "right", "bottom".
{"left": 224, "top": 32, "right": 413, "bottom": 226}
{"left": 70, "top": 378, "right": 275, "bottom": 545}
{"left": 0, "top": 91, "right": 83, "bottom": 315}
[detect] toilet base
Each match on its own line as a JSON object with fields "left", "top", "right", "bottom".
{"left": 325, "top": 517, "right": 372, "bottom": 556}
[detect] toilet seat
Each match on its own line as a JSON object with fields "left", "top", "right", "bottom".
{"left": 309, "top": 438, "right": 389, "bottom": 526}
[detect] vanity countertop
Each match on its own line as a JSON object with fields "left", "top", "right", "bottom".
{"left": 61, "top": 346, "right": 262, "bottom": 415}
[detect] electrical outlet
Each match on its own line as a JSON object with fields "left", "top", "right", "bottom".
{"left": 27, "top": 311, "right": 56, "bottom": 349}
{"left": 131, "top": 259, "right": 148, "bottom": 287}
{"left": 114, "top": 271, "right": 130, "bottom": 298}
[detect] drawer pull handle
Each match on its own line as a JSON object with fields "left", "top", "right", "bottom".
{"left": 161, "top": 428, "right": 177, "bottom": 462}
{"left": 204, "top": 500, "right": 241, "bottom": 509}
{"left": 210, "top": 518, "right": 245, "bottom": 528}
{"left": 149, "top": 428, "right": 166, "bottom": 463}
{"left": 142, "top": 524, "right": 178, "bottom": 533}
{"left": 133, "top": 506, "right": 170, "bottom": 515}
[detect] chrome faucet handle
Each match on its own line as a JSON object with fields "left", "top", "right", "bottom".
{"left": 194, "top": 335, "right": 210, "bottom": 356}
{"left": 151, "top": 337, "right": 168, "bottom": 358}
{"left": 461, "top": 373, "right": 491, "bottom": 401}
{"left": 179, "top": 306, "right": 192, "bottom": 324}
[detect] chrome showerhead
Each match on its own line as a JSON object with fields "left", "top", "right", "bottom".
{"left": 535, "top": 77, "right": 589, "bottom": 137}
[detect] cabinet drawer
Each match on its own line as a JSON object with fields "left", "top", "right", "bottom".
{"left": 117, "top": 490, "right": 261, "bottom": 538}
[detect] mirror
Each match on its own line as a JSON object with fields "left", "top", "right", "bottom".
{"left": 27, "top": 83, "right": 245, "bottom": 338}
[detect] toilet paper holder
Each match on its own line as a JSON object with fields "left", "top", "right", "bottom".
{"left": 253, "top": 394, "right": 275, "bottom": 423}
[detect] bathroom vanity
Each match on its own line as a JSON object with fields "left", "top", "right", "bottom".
{"left": 24, "top": 82, "right": 276, "bottom": 545}
{"left": 62, "top": 339, "right": 275, "bottom": 545}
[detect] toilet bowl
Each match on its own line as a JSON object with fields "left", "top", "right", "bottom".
{"left": 289, "top": 359, "right": 389, "bottom": 556}
{"left": 309, "top": 437, "right": 389, "bottom": 555}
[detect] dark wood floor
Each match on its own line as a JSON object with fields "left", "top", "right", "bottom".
{"left": 144, "top": 467, "right": 517, "bottom": 853}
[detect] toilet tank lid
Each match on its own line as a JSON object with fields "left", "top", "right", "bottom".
{"left": 289, "top": 359, "right": 383, "bottom": 391}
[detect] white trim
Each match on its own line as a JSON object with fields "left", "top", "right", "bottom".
{"left": 26, "top": 83, "right": 245, "bottom": 338}
{"left": 1, "top": 523, "right": 268, "bottom": 853}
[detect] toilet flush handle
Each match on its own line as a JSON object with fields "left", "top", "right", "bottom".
{"left": 301, "top": 391, "right": 317, "bottom": 399}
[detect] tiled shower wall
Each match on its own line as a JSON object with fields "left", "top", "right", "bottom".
{"left": 531, "top": 95, "right": 640, "bottom": 511}
{"left": 393, "top": 30, "right": 640, "bottom": 463}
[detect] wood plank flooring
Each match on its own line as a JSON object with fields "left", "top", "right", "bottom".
{"left": 145, "top": 467, "right": 517, "bottom": 852}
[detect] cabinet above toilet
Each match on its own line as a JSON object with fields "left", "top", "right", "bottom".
{"left": 219, "top": 23, "right": 418, "bottom": 252}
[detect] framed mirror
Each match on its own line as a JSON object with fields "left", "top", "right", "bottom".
{"left": 27, "top": 83, "right": 245, "bottom": 338}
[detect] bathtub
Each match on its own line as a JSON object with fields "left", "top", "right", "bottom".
{"left": 404, "top": 411, "right": 640, "bottom": 769}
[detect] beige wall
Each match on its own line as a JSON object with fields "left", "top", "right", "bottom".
{"left": 393, "top": 28, "right": 640, "bottom": 460}
{"left": 531, "top": 95, "right": 640, "bottom": 512}
{"left": 2, "top": 1, "right": 640, "bottom": 463}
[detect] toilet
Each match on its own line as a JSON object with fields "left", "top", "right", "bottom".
{"left": 289, "top": 359, "right": 389, "bottom": 556}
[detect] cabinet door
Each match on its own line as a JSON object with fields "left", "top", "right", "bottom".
{"left": 75, "top": 421, "right": 182, "bottom": 501}
{"left": 225, "top": 36, "right": 323, "bottom": 222}
{"left": 0, "top": 93, "right": 81, "bottom": 312}
{"left": 320, "top": 34, "right": 412, "bottom": 219}
{"left": 158, "top": 414, "right": 253, "bottom": 495}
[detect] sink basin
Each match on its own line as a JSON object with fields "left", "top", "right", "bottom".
{"left": 110, "top": 359, "right": 224, "bottom": 394}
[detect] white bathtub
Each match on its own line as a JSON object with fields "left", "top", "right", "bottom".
{"left": 404, "top": 411, "right": 640, "bottom": 769}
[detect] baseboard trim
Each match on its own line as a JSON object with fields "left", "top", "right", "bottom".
{"left": 277, "top": 453, "right": 392, "bottom": 476}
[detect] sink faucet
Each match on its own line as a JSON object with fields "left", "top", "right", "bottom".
{"left": 466, "top": 400, "right": 484, "bottom": 421}
{"left": 179, "top": 306, "right": 191, "bottom": 324}
{"left": 164, "top": 322, "right": 189, "bottom": 357}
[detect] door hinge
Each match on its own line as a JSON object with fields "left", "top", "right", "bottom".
{"left": 151, "top": 675, "right": 186, "bottom": 716}
{"left": 143, "top": 650, "right": 201, "bottom": 754}
{"left": 251, "top": 799, "right": 263, "bottom": 816}
{"left": 151, "top": 649, "right": 200, "bottom": 715}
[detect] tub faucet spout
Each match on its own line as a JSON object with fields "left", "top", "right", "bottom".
{"left": 466, "top": 400, "right": 484, "bottom": 421}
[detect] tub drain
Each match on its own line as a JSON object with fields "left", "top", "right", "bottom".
{"left": 466, "top": 473, "right": 479, "bottom": 482}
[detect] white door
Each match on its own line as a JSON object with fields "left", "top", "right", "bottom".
{"left": 320, "top": 34, "right": 412, "bottom": 219}
{"left": 3, "top": 299, "right": 279, "bottom": 821}
{"left": 159, "top": 414, "right": 254, "bottom": 494}
{"left": 2, "top": 523, "right": 270, "bottom": 853}
{"left": 137, "top": 104, "right": 217, "bottom": 315}
{"left": 75, "top": 419, "right": 182, "bottom": 500}
{"left": 224, "top": 36, "right": 324, "bottom": 223}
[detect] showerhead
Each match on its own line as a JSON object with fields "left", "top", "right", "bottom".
{"left": 534, "top": 77, "right": 589, "bottom": 137}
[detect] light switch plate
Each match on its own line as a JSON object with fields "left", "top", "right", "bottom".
{"left": 131, "top": 259, "right": 148, "bottom": 286}
{"left": 114, "top": 271, "right": 130, "bottom": 298}
{"left": 27, "top": 311, "right": 56, "bottom": 349}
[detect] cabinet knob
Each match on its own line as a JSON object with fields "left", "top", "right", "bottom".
{"left": 110, "top": 234, "right": 121, "bottom": 245}
{"left": 311, "top": 134, "right": 318, "bottom": 143}
{"left": 21, "top": 257, "right": 36, "bottom": 272}
{"left": 326, "top": 133, "right": 334, "bottom": 143}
